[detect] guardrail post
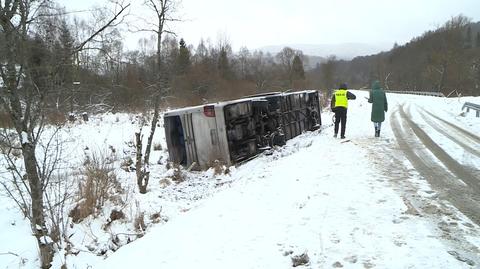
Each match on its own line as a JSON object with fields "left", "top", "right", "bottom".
{"left": 462, "top": 102, "right": 480, "bottom": 117}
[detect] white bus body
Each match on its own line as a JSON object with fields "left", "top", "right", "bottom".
{"left": 164, "top": 90, "right": 322, "bottom": 169}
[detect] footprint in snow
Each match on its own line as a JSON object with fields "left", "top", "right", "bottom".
{"left": 343, "top": 255, "right": 358, "bottom": 264}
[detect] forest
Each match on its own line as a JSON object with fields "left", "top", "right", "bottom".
{"left": 2, "top": 2, "right": 479, "bottom": 121}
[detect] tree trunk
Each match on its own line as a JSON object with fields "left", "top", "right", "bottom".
{"left": 135, "top": 132, "right": 149, "bottom": 194}
{"left": 144, "top": 95, "right": 160, "bottom": 165}
{"left": 22, "top": 141, "right": 54, "bottom": 268}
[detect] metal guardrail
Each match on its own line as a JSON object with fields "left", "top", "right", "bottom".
{"left": 462, "top": 102, "right": 480, "bottom": 117}
{"left": 386, "top": 90, "right": 445, "bottom": 97}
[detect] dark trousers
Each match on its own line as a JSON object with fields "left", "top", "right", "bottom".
{"left": 334, "top": 107, "right": 347, "bottom": 137}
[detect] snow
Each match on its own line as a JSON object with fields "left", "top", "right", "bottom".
{"left": 0, "top": 205, "right": 37, "bottom": 268}
{"left": 20, "top": 131, "right": 28, "bottom": 145}
{"left": 1, "top": 92, "right": 480, "bottom": 268}
{"left": 40, "top": 236, "right": 53, "bottom": 245}
{"left": 97, "top": 132, "right": 464, "bottom": 268}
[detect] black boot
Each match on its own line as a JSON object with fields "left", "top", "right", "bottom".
{"left": 375, "top": 129, "right": 380, "bottom": 137}
{"left": 378, "top": 129, "right": 381, "bottom": 137}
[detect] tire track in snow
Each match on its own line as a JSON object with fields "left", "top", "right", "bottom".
{"left": 391, "top": 104, "right": 480, "bottom": 226}
{"left": 390, "top": 107, "right": 460, "bottom": 191}
{"left": 421, "top": 108, "right": 480, "bottom": 144}
{"left": 417, "top": 108, "right": 480, "bottom": 158}
{"left": 399, "top": 105, "right": 480, "bottom": 192}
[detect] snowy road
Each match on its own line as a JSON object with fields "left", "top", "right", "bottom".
{"left": 97, "top": 91, "right": 480, "bottom": 269}
{"left": 391, "top": 102, "right": 480, "bottom": 226}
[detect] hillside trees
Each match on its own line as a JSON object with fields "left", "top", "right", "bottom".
{"left": 320, "top": 56, "right": 337, "bottom": 95}
{"left": 291, "top": 55, "right": 306, "bottom": 89}
{"left": 426, "top": 16, "right": 468, "bottom": 93}
{"left": 248, "top": 50, "right": 275, "bottom": 92}
{"left": 466, "top": 25, "right": 473, "bottom": 48}
{"left": 218, "top": 45, "right": 233, "bottom": 80}
{"left": 237, "top": 46, "right": 250, "bottom": 80}
{"left": 276, "top": 46, "right": 305, "bottom": 88}
{"left": 313, "top": 15, "right": 480, "bottom": 96}
{"left": 0, "top": 1, "right": 129, "bottom": 267}
{"left": 176, "top": 38, "right": 191, "bottom": 75}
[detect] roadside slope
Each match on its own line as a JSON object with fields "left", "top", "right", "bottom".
{"left": 97, "top": 91, "right": 478, "bottom": 268}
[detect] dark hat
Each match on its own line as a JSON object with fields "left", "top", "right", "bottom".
{"left": 339, "top": 83, "right": 347, "bottom": 89}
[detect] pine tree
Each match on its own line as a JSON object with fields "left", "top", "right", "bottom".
{"left": 217, "top": 47, "right": 232, "bottom": 79}
{"left": 58, "top": 19, "right": 74, "bottom": 79}
{"left": 291, "top": 55, "right": 305, "bottom": 81}
{"left": 176, "top": 38, "right": 191, "bottom": 75}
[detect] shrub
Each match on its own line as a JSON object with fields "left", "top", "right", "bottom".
{"left": 69, "top": 152, "right": 122, "bottom": 223}
{"left": 170, "top": 164, "right": 185, "bottom": 182}
{"left": 212, "top": 160, "right": 223, "bottom": 175}
{"left": 153, "top": 143, "right": 162, "bottom": 151}
{"left": 120, "top": 157, "right": 134, "bottom": 172}
{"left": 149, "top": 212, "right": 162, "bottom": 224}
{"left": 212, "top": 160, "right": 228, "bottom": 175}
{"left": 292, "top": 252, "right": 310, "bottom": 267}
{"left": 159, "top": 178, "right": 171, "bottom": 188}
{"left": 134, "top": 212, "right": 146, "bottom": 233}
{"left": 0, "top": 112, "right": 13, "bottom": 128}
{"left": 45, "top": 111, "right": 66, "bottom": 126}
{"left": 110, "top": 209, "right": 125, "bottom": 222}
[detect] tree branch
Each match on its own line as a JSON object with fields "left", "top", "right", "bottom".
{"left": 74, "top": 3, "right": 130, "bottom": 53}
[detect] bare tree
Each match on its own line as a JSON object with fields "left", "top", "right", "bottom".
{"left": 384, "top": 72, "right": 392, "bottom": 90}
{"left": 132, "top": 0, "right": 181, "bottom": 193}
{"left": 0, "top": 1, "right": 129, "bottom": 267}
{"left": 249, "top": 51, "right": 275, "bottom": 92}
{"left": 276, "top": 47, "right": 295, "bottom": 86}
{"left": 237, "top": 46, "right": 250, "bottom": 80}
{"left": 276, "top": 47, "right": 305, "bottom": 87}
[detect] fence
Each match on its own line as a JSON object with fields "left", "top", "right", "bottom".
{"left": 385, "top": 90, "right": 445, "bottom": 97}
{"left": 462, "top": 102, "right": 480, "bottom": 117}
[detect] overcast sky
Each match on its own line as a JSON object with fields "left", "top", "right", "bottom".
{"left": 59, "top": 0, "right": 480, "bottom": 52}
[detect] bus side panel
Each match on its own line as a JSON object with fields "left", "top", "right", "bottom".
{"left": 191, "top": 112, "right": 221, "bottom": 169}
{"left": 306, "top": 91, "right": 322, "bottom": 129}
{"left": 214, "top": 106, "right": 232, "bottom": 166}
{"left": 181, "top": 113, "right": 198, "bottom": 168}
{"left": 281, "top": 91, "right": 320, "bottom": 140}
{"left": 223, "top": 101, "right": 257, "bottom": 163}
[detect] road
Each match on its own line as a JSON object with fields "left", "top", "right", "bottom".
{"left": 389, "top": 103, "right": 480, "bottom": 225}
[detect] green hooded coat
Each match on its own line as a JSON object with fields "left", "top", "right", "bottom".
{"left": 368, "top": 81, "right": 388, "bottom": 122}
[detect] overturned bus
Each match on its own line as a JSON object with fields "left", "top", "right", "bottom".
{"left": 164, "top": 90, "right": 322, "bottom": 169}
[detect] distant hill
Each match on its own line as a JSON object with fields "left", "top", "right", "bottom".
{"left": 259, "top": 43, "right": 393, "bottom": 60}
{"left": 318, "top": 19, "right": 480, "bottom": 96}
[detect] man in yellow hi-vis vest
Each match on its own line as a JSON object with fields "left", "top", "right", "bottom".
{"left": 330, "top": 83, "right": 356, "bottom": 139}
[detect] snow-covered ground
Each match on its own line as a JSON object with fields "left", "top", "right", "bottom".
{"left": 1, "top": 91, "right": 480, "bottom": 268}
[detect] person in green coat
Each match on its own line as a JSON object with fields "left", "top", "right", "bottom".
{"left": 368, "top": 80, "right": 388, "bottom": 137}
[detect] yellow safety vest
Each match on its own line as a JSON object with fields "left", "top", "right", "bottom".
{"left": 334, "top": 89, "right": 348, "bottom": 108}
